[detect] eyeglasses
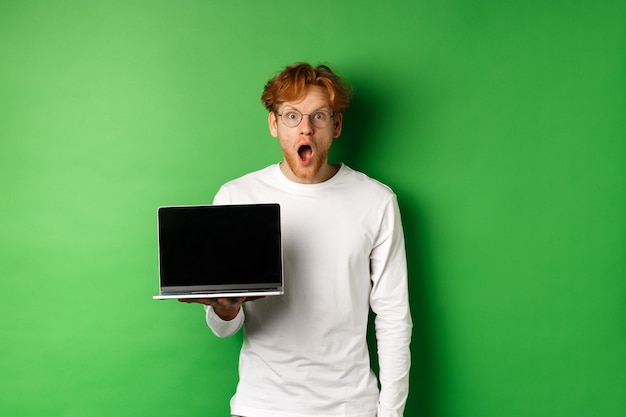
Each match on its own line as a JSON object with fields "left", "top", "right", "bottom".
{"left": 277, "top": 109, "right": 335, "bottom": 128}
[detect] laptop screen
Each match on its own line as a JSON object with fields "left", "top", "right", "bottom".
{"left": 157, "top": 204, "right": 282, "bottom": 291}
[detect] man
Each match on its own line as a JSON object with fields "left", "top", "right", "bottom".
{"left": 180, "top": 63, "right": 412, "bottom": 417}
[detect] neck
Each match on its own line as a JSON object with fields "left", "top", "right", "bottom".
{"left": 279, "top": 162, "right": 340, "bottom": 184}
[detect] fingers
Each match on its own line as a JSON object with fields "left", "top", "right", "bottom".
{"left": 177, "top": 297, "right": 247, "bottom": 307}
{"left": 215, "top": 297, "right": 246, "bottom": 307}
{"left": 243, "top": 296, "right": 267, "bottom": 302}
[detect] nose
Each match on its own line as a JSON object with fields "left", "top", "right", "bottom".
{"left": 299, "top": 115, "right": 314, "bottom": 135}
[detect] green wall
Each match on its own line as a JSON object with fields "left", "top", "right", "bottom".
{"left": 1, "top": 1, "right": 624, "bottom": 416}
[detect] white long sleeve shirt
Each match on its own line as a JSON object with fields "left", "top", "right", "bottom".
{"left": 205, "top": 164, "right": 412, "bottom": 417}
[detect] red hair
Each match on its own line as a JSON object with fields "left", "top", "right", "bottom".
{"left": 261, "top": 63, "right": 352, "bottom": 113}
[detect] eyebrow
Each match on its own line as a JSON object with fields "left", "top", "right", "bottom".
{"left": 280, "top": 105, "right": 331, "bottom": 113}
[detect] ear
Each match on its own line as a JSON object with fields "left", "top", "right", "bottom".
{"left": 268, "top": 111, "right": 278, "bottom": 138}
{"left": 332, "top": 112, "right": 343, "bottom": 138}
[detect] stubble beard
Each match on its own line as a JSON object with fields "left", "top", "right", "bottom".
{"left": 283, "top": 148, "right": 330, "bottom": 182}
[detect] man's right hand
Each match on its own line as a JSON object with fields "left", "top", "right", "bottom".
{"left": 178, "top": 296, "right": 265, "bottom": 321}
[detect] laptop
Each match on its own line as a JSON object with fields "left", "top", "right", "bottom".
{"left": 153, "top": 203, "right": 284, "bottom": 300}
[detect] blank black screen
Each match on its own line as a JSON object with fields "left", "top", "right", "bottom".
{"left": 158, "top": 204, "right": 282, "bottom": 287}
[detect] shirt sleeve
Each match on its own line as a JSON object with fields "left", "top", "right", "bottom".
{"left": 204, "top": 305, "right": 245, "bottom": 337}
{"left": 370, "top": 195, "right": 413, "bottom": 417}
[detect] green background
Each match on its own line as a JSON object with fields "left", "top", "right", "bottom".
{"left": 1, "top": 1, "right": 624, "bottom": 416}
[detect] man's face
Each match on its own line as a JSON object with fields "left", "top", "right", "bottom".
{"left": 268, "top": 85, "right": 343, "bottom": 184}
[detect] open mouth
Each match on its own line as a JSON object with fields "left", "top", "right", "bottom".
{"left": 298, "top": 144, "right": 313, "bottom": 162}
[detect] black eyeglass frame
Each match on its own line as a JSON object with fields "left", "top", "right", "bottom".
{"left": 276, "top": 109, "right": 336, "bottom": 128}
